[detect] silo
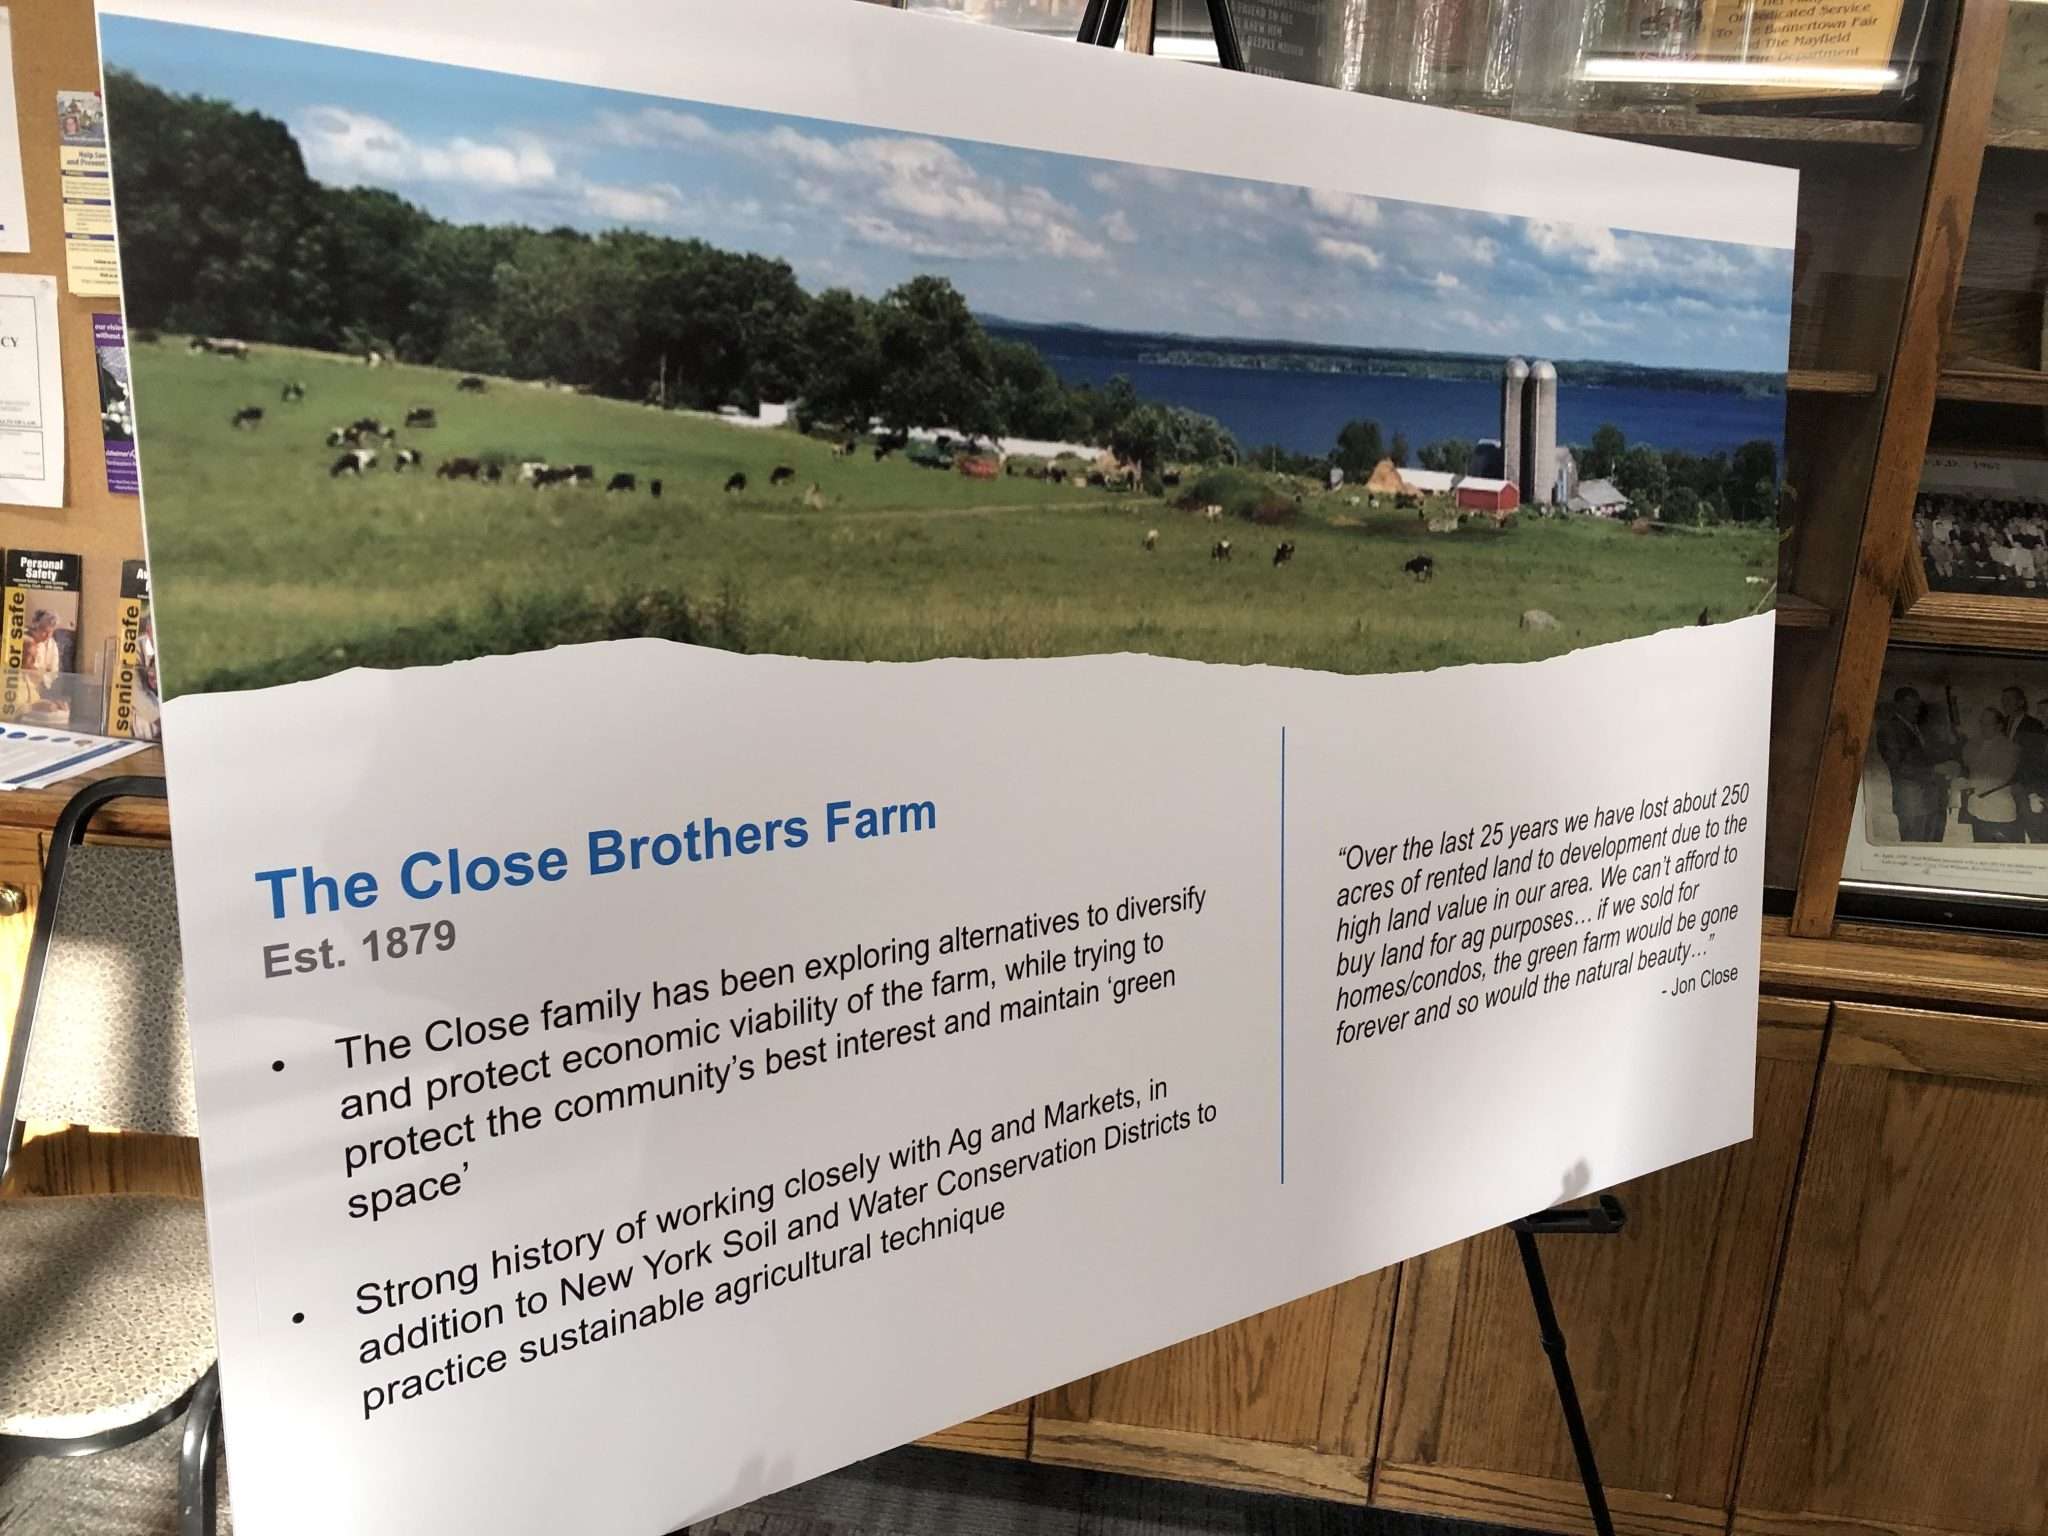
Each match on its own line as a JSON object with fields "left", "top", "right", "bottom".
{"left": 1501, "top": 357, "right": 1528, "bottom": 499}
{"left": 1524, "top": 360, "right": 1558, "bottom": 508}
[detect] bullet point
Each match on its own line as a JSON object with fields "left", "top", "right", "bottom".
{"left": 271, "top": 1060, "right": 285, "bottom": 1072}
{"left": 292, "top": 1312, "right": 304, "bottom": 1324}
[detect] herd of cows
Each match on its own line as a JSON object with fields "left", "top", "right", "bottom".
{"left": 204, "top": 352, "right": 1469, "bottom": 583}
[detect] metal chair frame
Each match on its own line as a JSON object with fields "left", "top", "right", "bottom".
{"left": 0, "top": 775, "right": 221, "bottom": 1536}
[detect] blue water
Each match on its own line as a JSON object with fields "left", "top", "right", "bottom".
{"left": 1040, "top": 353, "right": 1786, "bottom": 460}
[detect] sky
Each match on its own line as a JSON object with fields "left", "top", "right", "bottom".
{"left": 101, "top": 17, "right": 1793, "bottom": 373}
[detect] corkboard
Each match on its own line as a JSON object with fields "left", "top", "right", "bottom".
{"left": 0, "top": 0, "right": 146, "bottom": 700}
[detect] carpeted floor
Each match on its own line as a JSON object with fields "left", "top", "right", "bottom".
{"left": 1, "top": 1426, "right": 1542, "bottom": 1536}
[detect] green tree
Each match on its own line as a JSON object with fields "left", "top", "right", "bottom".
{"left": 1582, "top": 423, "right": 1627, "bottom": 480}
{"left": 800, "top": 288, "right": 884, "bottom": 429}
{"left": 1614, "top": 444, "right": 1670, "bottom": 513}
{"left": 1726, "top": 439, "right": 1779, "bottom": 521}
{"left": 1332, "top": 419, "right": 1385, "bottom": 480}
{"left": 1417, "top": 439, "right": 1473, "bottom": 475}
{"left": 1388, "top": 431, "right": 1410, "bottom": 468}
{"left": 875, "top": 275, "right": 999, "bottom": 439}
{"left": 1666, "top": 485, "right": 1704, "bottom": 525}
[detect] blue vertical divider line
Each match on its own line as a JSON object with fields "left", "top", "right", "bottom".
{"left": 1279, "top": 725, "right": 1287, "bottom": 1186}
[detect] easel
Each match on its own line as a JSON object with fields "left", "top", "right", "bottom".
{"left": 1511, "top": 1195, "right": 1627, "bottom": 1536}
{"left": 1075, "top": 0, "right": 1246, "bottom": 71}
{"left": 1063, "top": 7, "right": 1624, "bottom": 1515}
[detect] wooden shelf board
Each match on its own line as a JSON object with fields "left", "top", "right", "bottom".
{"left": 1936, "top": 367, "right": 2048, "bottom": 405}
{"left": 1761, "top": 916, "right": 2048, "bottom": 1018}
{"left": 1987, "top": 123, "right": 2048, "bottom": 151}
{"left": 1481, "top": 105, "right": 1923, "bottom": 146}
{"left": 1787, "top": 368, "right": 1880, "bottom": 396}
{"left": 1774, "top": 594, "right": 1833, "bottom": 629}
{"left": 1892, "top": 590, "right": 2048, "bottom": 650}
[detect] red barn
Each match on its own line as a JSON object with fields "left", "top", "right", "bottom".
{"left": 1455, "top": 476, "right": 1518, "bottom": 513}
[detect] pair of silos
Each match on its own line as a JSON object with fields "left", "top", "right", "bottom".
{"left": 1501, "top": 357, "right": 1557, "bottom": 507}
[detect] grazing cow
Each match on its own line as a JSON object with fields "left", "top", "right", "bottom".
{"left": 325, "top": 427, "right": 348, "bottom": 448}
{"left": 280, "top": 381, "right": 306, "bottom": 403}
{"left": 457, "top": 375, "right": 488, "bottom": 393}
{"left": 350, "top": 417, "right": 383, "bottom": 436}
{"left": 873, "top": 445, "right": 893, "bottom": 462}
{"left": 650, "top": 478, "right": 662, "bottom": 499}
{"left": 1143, "top": 529, "right": 1159, "bottom": 552}
{"left": 393, "top": 448, "right": 422, "bottom": 472}
{"left": 571, "top": 465, "right": 595, "bottom": 485}
{"left": 606, "top": 472, "right": 637, "bottom": 493}
{"left": 230, "top": 406, "right": 264, "bottom": 430}
{"left": 364, "top": 349, "right": 384, "bottom": 368}
{"left": 769, "top": 465, "right": 795, "bottom": 486}
{"left": 191, "top": 336, "right": 251, "bottom": 359}
{"left": 1744, "top": 575, "right": 1768, "bottom": 586}
{"left": 533, "top": 466, "right": 578, "bottom": 489}
{"left": 1046, "top": 466, "right": 1066, "bottom": 484}
{"left": 1273, "top": 541, "right": 1296, "bottom": 567}
{"left": 724, "top": 472, "right": 747, "bottom": 494}
{"left": 804, "top": 483, "right": 827, "bottom": 511}
{"left": 832, "top": 440, "right": 856, "bottom": 458}
{"left": 518, "top": 461, "right": 549, "bottom": 485}
{"left": 1211, "top": 539, "right": 1233, "bottom": 561}
{"left": 437, "top": 457, "right": 484, "bottom": 481}
{"left": 1202, "top": 504, "right": 1223, "bottom": 522}
{"left": 405, "top": 407, "right": 438, "bottom": 429}
{"left": 483, "top": 463, "right": 503, "bottom": 483}
{"left": 1403, "top": 554, "right": 1435, "bottom": 581}
{"left": 330, "top": 448, "right": 377, "bottom": 477}
{"left": 1086, "top": 470, "right": 1106, "bottom": 488}
{"left": 1520, "top": 609, "right": 1559, "bottom": 632}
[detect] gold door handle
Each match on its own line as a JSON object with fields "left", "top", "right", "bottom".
{"left": 0, "top": 884, "right": 26, "bottom": 916}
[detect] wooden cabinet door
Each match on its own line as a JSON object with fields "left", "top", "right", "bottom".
{"left": 1735, "top": 1004, "right": 2048, "bottom": 1536}
{"left": 1031, "top": 1271, "right": 1398, "bottom": 1502}
{"left": 1374, "top": 999, "right": 1826, "bottom": 1536}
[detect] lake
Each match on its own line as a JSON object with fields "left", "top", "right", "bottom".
{"left": 1035, "top": 351, "right": 1787, "bottom": 462}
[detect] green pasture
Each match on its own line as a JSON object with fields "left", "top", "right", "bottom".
{"left": 130, "top": 339, "right": 1778, "bottom": 693}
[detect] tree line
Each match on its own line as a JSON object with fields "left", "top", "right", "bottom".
{"left": 1248, "top": 417, "right": 1779, "bottom": 521}
{"left": 104, "top": 69, "right": 1236, "bottom": 465}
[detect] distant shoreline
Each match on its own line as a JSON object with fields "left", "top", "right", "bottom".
{"left": 982, "top": 319, "right": 1783, "bottom": 399}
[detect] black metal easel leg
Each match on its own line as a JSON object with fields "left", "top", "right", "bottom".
{"left": 1510, "top": 1195, "right": 1626, "bottom": 1536}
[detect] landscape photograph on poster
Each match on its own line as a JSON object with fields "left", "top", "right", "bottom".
{"left": 102, "top": 17, "right": 1792, "bottom": 697}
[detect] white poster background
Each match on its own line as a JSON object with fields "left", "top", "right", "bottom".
{"left": 160, "top": 622, "right": 1771, "bottom": 1536}
{"left": 0, "top": 10, "right": 26, "bottom": 254}
{"left": 99, "top": 3, "right": 1792, "bottom": 1530}
{"left": 0, "top": 272, "right": 63, "bottom": 507}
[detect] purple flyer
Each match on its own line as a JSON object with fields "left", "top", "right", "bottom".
{"left": 92, "top": 312, "right": 139, "bottom": 494}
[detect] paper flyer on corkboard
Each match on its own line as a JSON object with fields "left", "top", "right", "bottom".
{"left": 0, "top": 9, "right": 27, "bottom": 253}
{"left": 100, "top": 1, "right": 1794, "bottom": 1530}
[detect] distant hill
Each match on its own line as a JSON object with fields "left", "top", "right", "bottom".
{"left": 979, "top": 317, "right": 1783, "bottom": 399}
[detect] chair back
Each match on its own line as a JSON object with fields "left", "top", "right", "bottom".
{"left": 2, "top": 779, "right": 194, "bottom": 1176}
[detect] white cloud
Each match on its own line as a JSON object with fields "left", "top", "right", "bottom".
{"left": 1103, "top": 208, "right": 1138, "bottom": 244}
{"left": 1456, "top": 234, "right": 1499, "bottom": 266}
{"left": 298, "top": 106, "right": 558, "bottom": 189}
{"left": 1526, "top": 220, "right": 1628, "bottom": 274}
{"left": 1542, "top": 312, "right": 1569, "bottom": 333}
{"left": 1308, "top": 187, "right": 1380, "bottom": 229}
{"left": 582, "top": 180, "right": 689, "bottom": 224}
{"left": 1430, "top": 271, "right": 1460, "bottom": 290}
{"left": 729, "top": 123, "right": 1104, "bottom": 262}
{"left": 593, "top": 107, "right": 718, "bottom": 148}
{"left": 1314, "top": 236, "right": 1383, "bottom": 269}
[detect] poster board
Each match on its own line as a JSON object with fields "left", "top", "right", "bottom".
{"left": 100, "top": 1, "right": 1795, "bottom": 1530}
